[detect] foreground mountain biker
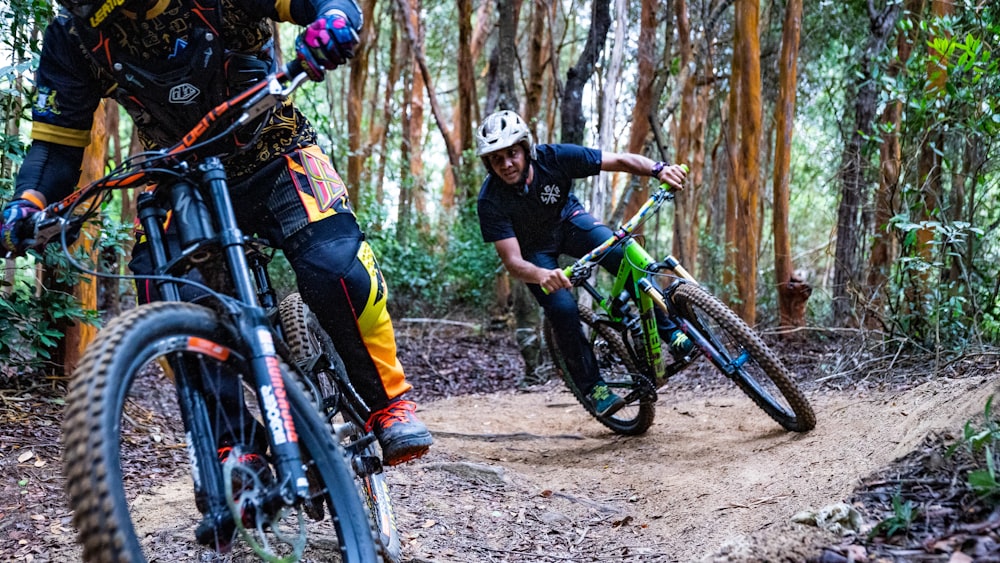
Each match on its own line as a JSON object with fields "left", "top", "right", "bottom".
{"left": 474, "top": 110, "right": 693, "bottom": 416}
{"left": 0, "top": 0, "right": 431, "bottom": 467}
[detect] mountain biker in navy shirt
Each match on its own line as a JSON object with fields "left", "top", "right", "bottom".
{"left": 476, "top": 110, "right": 691, "bottom": 416}
{"left": 0, "top": 0, "right": 431, "bottom": 467}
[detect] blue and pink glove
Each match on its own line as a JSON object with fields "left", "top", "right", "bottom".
{"left": 1, "top": 198, "right": 42, "bottom": 256}
{"left": 296, "top": 9, "right": 360, "bottom": 81}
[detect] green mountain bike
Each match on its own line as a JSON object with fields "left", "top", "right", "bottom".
{"left": 543, "top": 184, "right": 817, "bottom": 436}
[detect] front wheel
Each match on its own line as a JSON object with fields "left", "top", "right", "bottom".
{"left": 62, "top": 301, "right": 381, "bottom": 562}
{"left": 544, "top": 304, "right": 656, "bottom": 435}
{"left": 670, "top": 283, "right": 816, "bottom": 432}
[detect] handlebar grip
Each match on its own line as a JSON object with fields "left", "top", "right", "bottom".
{"left": 284, "top": 58, "right": 306, "bottom": 79}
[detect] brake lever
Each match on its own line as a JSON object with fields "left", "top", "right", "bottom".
{"left": 569, "top": 262, "right": 596, "bottom": 286}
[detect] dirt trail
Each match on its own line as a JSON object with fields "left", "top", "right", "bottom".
{"left": 388, "top": 374, "right": 999, "bottom": 562}
{"left": 3, "top": 362, "right": 997, "bottom": 562}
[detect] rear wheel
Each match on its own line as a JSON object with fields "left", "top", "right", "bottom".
{"left": 670, "top": 283, "right": 816, "bottom": 432}
{"left": 62, "top": 301, "right": 381, "bottom": 562}
{"left": 544, "top": 304, "right": 656, "bottom": 435}
{"left": 280, "top": 292, "right": 403, "bottom": 563}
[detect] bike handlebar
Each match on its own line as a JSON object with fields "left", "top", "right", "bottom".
{"left": 560, "top": 164, "right": 689, "bottom": 279}
{"left": 12, "top": 56, "right": 314, "bottom": 256}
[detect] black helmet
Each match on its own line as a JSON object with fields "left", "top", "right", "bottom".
{"left": 57, "top": 0, "right": 147, "bottom": 29}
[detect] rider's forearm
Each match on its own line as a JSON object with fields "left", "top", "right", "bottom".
{"left": 503, "top": 258, "right": 549, "bottom": 286}
{"left": 14, "top": 140, "right": 83, "bottom": 204}
{"left": 600, "top": 152, "right": 659, "bottom": 177}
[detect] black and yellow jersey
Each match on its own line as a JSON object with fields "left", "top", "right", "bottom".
{"left": 25, "top": 0, "right": 360, "bottom": 199}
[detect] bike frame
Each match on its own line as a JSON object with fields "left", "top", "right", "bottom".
{"left": 565, "top": 186, "right": 723, "bottom": 385}
{"left": 32, "top": 61, "right": 316, "bottom": 517}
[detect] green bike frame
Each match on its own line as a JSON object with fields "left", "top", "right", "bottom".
{"left": 566, "top": 185, "right": 696, "bottom": 384}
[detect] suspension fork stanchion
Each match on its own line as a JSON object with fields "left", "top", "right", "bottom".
{"left": 136, "top": 192, "right": 182, "bottom": 302}
{"left": 200, "top": 158, "right": 310, "bottom": 504}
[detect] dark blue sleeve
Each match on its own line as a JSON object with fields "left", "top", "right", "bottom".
{"left": 14, "top": 141, "right": 85, "bottom": 204}
{"left": 476, "top": 179, "right": 515, "bottom": 243}
{"left": 544, "top": 144, "right": 602, "bottom": 179}
{"left": 29, "top": 16, "right": 104, "bottom": 147}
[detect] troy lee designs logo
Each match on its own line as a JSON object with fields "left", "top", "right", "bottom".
{"left": 539, "top": 184, "right": 561, "bottom": 204}
{"left": 170, "top": 83, "right": 200, "bottom": 104}
{"left": 88, "top": 0, "right": 127, "bottom": 27}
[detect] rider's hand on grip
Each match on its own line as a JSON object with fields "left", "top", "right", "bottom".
{"left": 654, "top": 163, "right": 689, "bottom": 191}
{"left": 296, "top": 9, "right": 359, "bottom": 81}
{"left": 1, "top": 198, "right": 41, "bottom": 257}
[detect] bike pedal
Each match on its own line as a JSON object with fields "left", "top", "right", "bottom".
{"left": 353, "top": 454, "right": 383, "bottom": 476}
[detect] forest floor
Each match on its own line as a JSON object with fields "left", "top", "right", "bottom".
{"left": 1, "top": 319, "right": 999, "bottom": 562}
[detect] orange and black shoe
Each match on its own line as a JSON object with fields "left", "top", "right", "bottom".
{"left": 366, "top": 399, "right": 433, "bottom": 466}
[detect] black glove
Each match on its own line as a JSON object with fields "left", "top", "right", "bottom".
{"left": 296, "top": 9, "right": 360, "bottom": 81}
{"left": 1, "top": 198, "right": 41, "bottom": 256}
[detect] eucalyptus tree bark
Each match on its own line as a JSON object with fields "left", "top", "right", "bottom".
{"left": 559, "top": 0, "right": 611, "bottom": 145}
{"left": 442, "top": 0, "right": 489, "bottom": 209}
{"left": 915, "top": 0, "right": 952, "bottom": 270}
{"left": 831, "top": 0, "right": 900, "bottom": 326}
{"left": 393, "top": 0, "right": 461, "bottom": 172}
{"left": 374, "top": 20, "right": 402, "bottom": 210}
{"left": 485, "top": 0, "right": 523, "bottom": 114}
{"left": 867, "top": 0, "right": 919, "bottom": 328}
{"left": 725, "top": 0, "right": 763, "bottom": 326}
{"left": 620, "top": 0, "right": 657, "bottom": 221}
{"left": 772, "top": 0, "right": 810, "bottom": 331}
{"left": 406, "top": 0, "right": 428, "bottom": 229}
{"left": 50, "top": 102, "right": 109, "bottom": 374}
{"left": 347, "top": 0, "right": 377, "bottom": 208}
{"left": 524, "top": 0, "right": 548, "bottom": 133}
{"left": 723, "top": 5, "right": 744, "bottom": 307}
{"left": 594, "top": 0, "right": 626, "bottom": 218}
{"left": 398, "top": 61, "right": 414, "bottom": 243}
{"left": 672, "top": 0, "right": 699, "bottom": 270}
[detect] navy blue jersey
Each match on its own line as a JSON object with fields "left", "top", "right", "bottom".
{"left": 477, "top": 144, "right": 601, "bottom": 252}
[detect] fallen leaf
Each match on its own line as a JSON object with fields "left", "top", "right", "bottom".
{"left": 17, "top": 450, "right": 34, "bottom": 463}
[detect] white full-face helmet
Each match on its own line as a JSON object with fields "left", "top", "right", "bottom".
{"left": 475, "top": 110, "right": 536, "bottom": 170}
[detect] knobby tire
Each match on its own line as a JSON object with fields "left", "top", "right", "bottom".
{"left": 62, "top": 301, "right": 381, "bottom": 563}
{"left": 670, "top": 283, "right": 816, "bottom": 432}
{"left": 544, "top": 304, "right": 656, "bottom": 435}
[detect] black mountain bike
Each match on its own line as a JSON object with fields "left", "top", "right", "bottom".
{"left": 543, "top": 182, "right": 816, "bottom": 436}
{"left": 19, "top": 55, "right": 392, "bottom": 561}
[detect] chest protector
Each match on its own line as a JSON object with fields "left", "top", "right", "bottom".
{"left": 79, "top": 0, "right": 273, "bottom": 148}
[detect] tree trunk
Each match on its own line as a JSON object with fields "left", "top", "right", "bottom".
{"left": 730, "top": 0, "right": 762, "bottom": 326}
{"left": 59, "top": 101, "right": 110, "bottom": 374}
{"left": 394, "top": 0, "right": 461, "bottom": 174}
{"left": 594, "top": 0, "right": 626, "bottom": 218}
{"left": 374, "top": 19, "right": 402, "bottom": 211}
{"left": 560, "top": 0, "right": 611, "bottom": 144}
{"left": 867, "top": 0, "right": 920, "bottom": 328}
{"left": 772, "top": 0, "right": 810, "bottom": 331}
{"left": 831, "top": 0, "right": 900, "bottom": 326}
{"left": 347, "top": 0, "right": 377, "bottom": 208}
{"left": 672, "top": 0, "right": 698, "bottom": 269}
{"left": 620, "top": 0, "right": 657, "bottom": 221}
{"left": 406, "top": 0, "right": 428, "bottom": 230}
